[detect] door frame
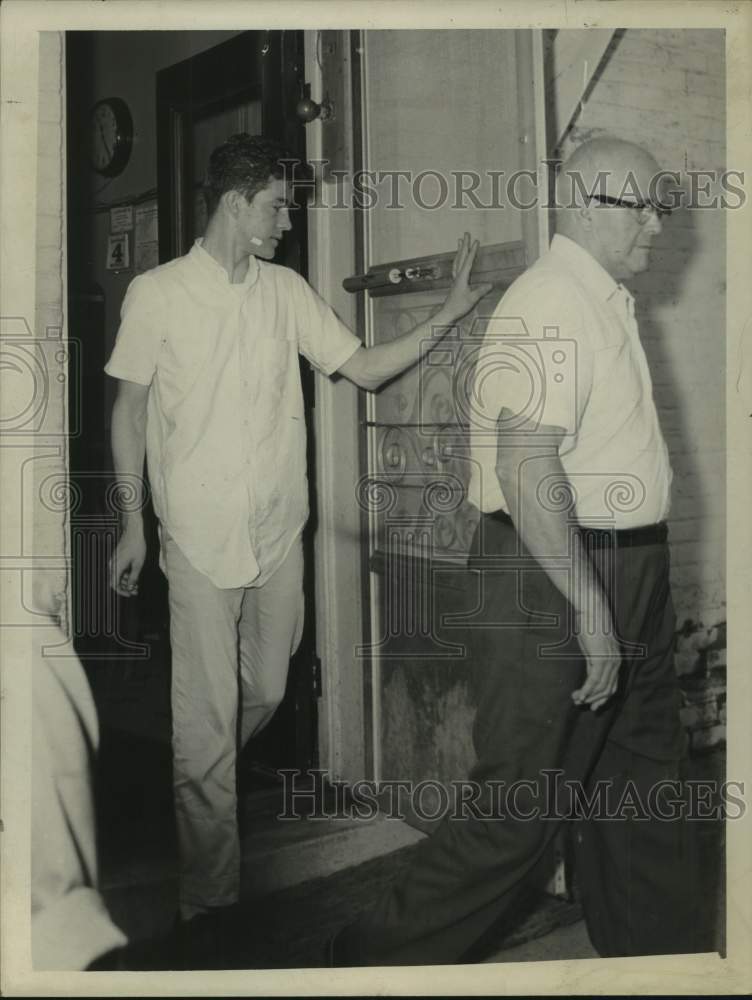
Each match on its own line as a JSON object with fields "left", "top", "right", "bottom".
{"left": 156, "top": 30, "right": 305, "bottom": 264}
{"left": 310, "top": 28, "right": 550, "bottom": 783}
{"left": 304, "top": 31, "right": 368, "bottom": 783}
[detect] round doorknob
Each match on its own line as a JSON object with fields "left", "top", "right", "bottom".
{"left": 295, "top": 91, "right": 333, "bottom": 124}
{"left": 296, "top": 96, "right": 321, "bottom": 122}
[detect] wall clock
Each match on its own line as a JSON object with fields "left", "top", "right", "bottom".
{"left": 89, "top": 97, "right": 134, "bottom": 177}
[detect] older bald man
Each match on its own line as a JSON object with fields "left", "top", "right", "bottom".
{"left": 332, "top": 138, "right": 700, "bottom": 965}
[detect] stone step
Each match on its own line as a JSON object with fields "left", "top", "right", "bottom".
{"left": 241, "top": 813, "right": 425, "bottom": 898}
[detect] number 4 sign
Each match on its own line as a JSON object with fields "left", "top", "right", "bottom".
{"left": 106, "top": 232, "right": 130, "bottom": 271}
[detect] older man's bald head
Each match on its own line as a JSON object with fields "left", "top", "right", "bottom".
{"left": 556, "top": 137, "right": 663, "bottom": 209}
{"left": 554, "top": 137, "right": 666, "bottom": 282}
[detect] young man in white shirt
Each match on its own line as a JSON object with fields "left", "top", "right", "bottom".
{"left": 106, "top": 134, "right": 491, "bottom": 923}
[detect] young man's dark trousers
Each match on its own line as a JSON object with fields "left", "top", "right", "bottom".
{"left": 335, "top": 511, "right": 701, "bottom": 965}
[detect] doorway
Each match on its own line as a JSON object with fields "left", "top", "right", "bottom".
{"left": 155, "top": 30, "right": 317, "bottom": 777}
{"left": 66, "top": 30, "right": 318, "bottom": 790}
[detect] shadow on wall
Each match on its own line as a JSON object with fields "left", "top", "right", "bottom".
{"left": 558, "top": 121, "right": 725, "bottom": 636}
{"left": 631, "top": 185, "right": 705, "bottom": 623}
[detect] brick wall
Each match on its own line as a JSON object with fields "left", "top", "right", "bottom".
{"left": 560, "top": 28, "right": 726, "bottom": 750}
{"left": 34, "top": 32, "right": 69, "bottom": 623}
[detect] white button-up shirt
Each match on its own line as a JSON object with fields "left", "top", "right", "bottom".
{"left": 106, "top": 241, "right": 361, "bottom": 587}
{"left": 468, "top": 234, "right": 672, "bottom": 529}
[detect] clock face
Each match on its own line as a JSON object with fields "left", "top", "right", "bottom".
{"left": 89, "top": 99, "right": 133, "bottom": 176}
{"left": 91, "top": 103, "right": 117, "bottom": 171}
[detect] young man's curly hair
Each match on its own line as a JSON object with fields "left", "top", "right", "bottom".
{"left": 203, "top": 134, "right": 295, "bottom": 218}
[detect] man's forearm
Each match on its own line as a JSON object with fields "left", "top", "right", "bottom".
{"left": 110, "top": 394, "right": 147, "bottom": 532}
{"left": 498, "top": 449, "right": 614, "bottom": 628}
{"left": 352, "top": 305, "right": 456, "bottom": 391}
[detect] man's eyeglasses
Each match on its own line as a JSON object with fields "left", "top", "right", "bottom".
{"left": 589, "top": 194, "right": 672, "bottom": 224}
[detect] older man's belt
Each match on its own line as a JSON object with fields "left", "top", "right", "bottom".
{"left": 487, "top": 509, "right": 668, "bottom": 548}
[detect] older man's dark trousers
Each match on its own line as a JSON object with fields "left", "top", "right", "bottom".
{"left": 335, "top": 513, "right": 700, "bottom": 965}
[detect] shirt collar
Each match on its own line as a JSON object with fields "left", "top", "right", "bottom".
{"left": 548, "top": 234, "right": 631, "bottom": 310}
{"left": 190, "top": 238, "right": 259, "bottom": 291}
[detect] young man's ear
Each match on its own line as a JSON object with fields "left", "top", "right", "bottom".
{"left": 222, "top": 189, "right": 245, "bottom": 219}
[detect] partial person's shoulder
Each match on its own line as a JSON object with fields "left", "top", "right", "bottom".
{"left": 32, "top": 620, "right": 98, "bottom": 744}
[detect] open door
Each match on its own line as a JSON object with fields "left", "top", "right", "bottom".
{"left": 348, "top": 29, "right": 549, "bottom": 786}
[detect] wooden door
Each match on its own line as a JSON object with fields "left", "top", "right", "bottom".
{"left": 156, "top": 30, "right": 306, "bottom": 270}
{"left": 351, "top": 29, "right": 548, "bottom": 786}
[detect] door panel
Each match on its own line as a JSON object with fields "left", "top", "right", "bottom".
{"left": 362, "top": 30, "right": 523, "bottom": 259}
{"left": 362, "top": 28, "right": 529, "bottom": 569}
{"left": 157, "top": 30, "right": 305, "bottom": 268}
{"left": 355, "top": 29, "right": 545, "bottom": 784}
{"left": 192, "top": 99, "right": 263, "bottom": 239}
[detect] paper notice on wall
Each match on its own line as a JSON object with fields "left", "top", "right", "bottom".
{"left": 135, "top": 201, "right": 158, "bottom": 243}
{"left": 110, "top": 205, "right": 133, "bottom": 233}
{"left": 134, "top": 240, "right": 159, "bottom": 274}
{"left": 134, "top": 200, "right": 159, "bottom": 273}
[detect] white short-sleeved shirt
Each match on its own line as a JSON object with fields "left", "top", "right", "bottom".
{"left": 468, "top": 234, "right": 672, "bottom": 529}
{"left": 105, "top": 240, "right": 361, "bottom": 588}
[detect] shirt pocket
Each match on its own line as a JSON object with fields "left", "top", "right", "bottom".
{"left": 590, "top": 343, "right": 645, "bottom": 432}
{"left": 251, "top": 335, "right": 295, "bottom": 399}
{"left": 591, "top": 343, "right": 621, "bottom": 380}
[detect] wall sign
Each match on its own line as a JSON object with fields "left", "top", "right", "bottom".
{"left": 106, "top": 232, "right": 130, "bottom": 271}
{"left": 134, "top": 200, "right": 159, "bottom": 273}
